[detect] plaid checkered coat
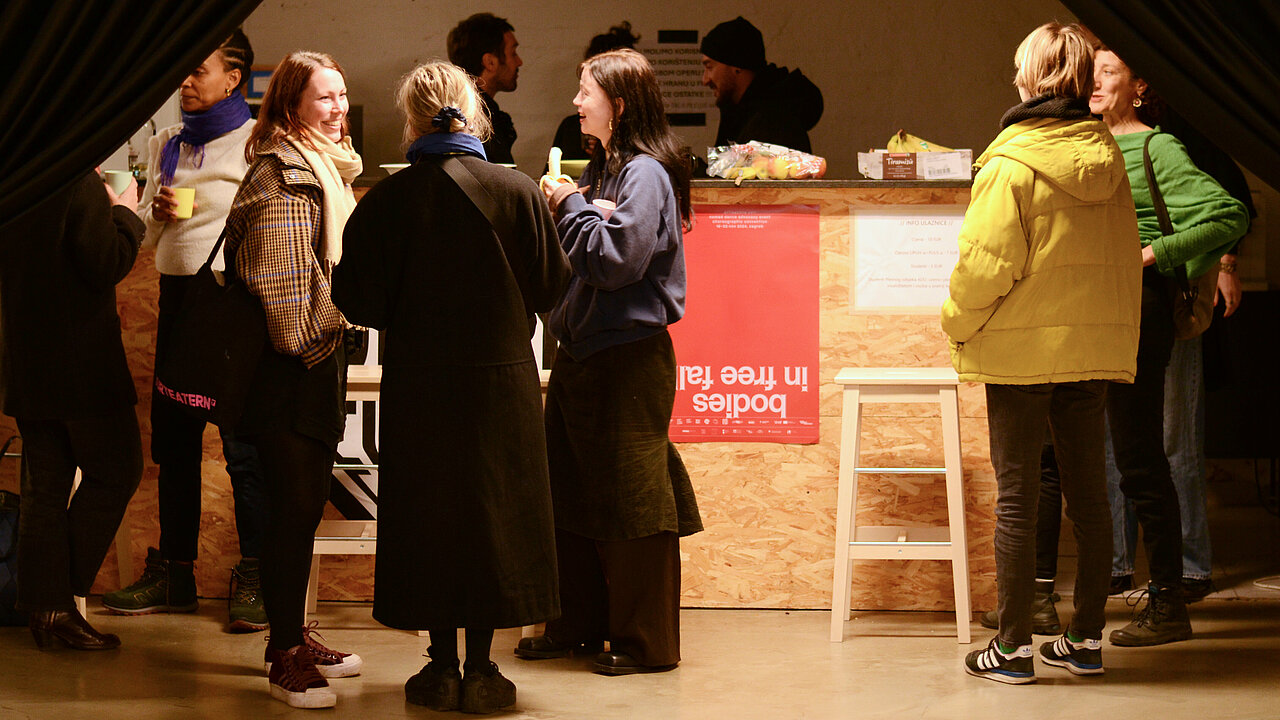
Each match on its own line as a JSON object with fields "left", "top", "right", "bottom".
{"left": 225, "top": 138, "right": 344, "bottom": 368}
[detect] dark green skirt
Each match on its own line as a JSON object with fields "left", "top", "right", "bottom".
{"left": 544, "top": 330, "right": 702, "bottom": 541}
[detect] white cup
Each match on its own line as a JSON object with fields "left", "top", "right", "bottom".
{"left": 592, "top": 199, "right": 616, "bottom": 220}
{"left": 103, "top": 170, "right": 132, "bottom": 195}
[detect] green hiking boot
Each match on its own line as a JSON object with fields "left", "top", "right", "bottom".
{"left": 228, "top": 557, "right": 268, "bottom": 633}
{"left": 102, "top": 547, "right": 198, "bottom": 614}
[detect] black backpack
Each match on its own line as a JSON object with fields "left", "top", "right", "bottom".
{"left": 0, "top": 435, "right": 26, "bottom": 626}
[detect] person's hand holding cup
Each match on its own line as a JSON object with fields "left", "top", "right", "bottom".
{"left": 100, "top": 167, "right": 139, "bottom": 210}
{"left": 153, "top": 186, "right": 197, "bottom": 222}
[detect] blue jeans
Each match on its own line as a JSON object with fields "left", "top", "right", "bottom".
{"left": 1107, "top": 335, "right": 1211, "bottom": 580}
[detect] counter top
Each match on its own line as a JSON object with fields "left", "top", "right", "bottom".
{"left": 692, "top": 179, "right": 972, "bottom": 189}
{"left": 355, "top": 175, "right": 974, "bottom": 190}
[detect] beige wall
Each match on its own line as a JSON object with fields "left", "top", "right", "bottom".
{"left": 242, "top": 0, "right": 1077, "bottom": 179}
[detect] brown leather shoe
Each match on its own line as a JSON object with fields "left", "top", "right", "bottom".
{"left": 29, "top": 608, "right": 121, "bottom": 650}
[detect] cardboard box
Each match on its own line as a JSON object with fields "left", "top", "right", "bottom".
{"left": 857, "top": 150, "right": 973, "bottom": 180}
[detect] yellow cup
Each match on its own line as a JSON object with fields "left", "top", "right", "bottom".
{"left": 172, "top": 188, "right": 195, "bottom": 219}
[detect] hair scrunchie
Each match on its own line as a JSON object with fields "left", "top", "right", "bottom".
{"left": 432, "top": 106, "right": 467, "bottom": 130}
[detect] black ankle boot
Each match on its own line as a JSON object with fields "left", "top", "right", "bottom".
{"left": 29, "top": 608, "right": 121, "bottom": 650}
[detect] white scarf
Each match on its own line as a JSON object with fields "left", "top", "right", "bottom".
{"left": 288, "top": 127, "right": 362, "bottom": 267}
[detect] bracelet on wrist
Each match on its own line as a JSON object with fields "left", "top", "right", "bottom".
{"left": 1219, "top": 261, "right": 1238, "bottom": 274}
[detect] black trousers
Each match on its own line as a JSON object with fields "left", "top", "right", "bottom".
{"left": 1107, "top": 277, "right": 1183, "bottom": 589}
{"left": 16, "top": 408, "right": 142, "bottom": 611}
{"left": 249, "top": 430, "right": 332, "bottom": 650}
{"left": 545, "top": 528, "right": 681, "bottom": 667}
{"left": 153, "top": 273, "right": 268, "bottom": 562}
{"left": 1035, "top": 441, "right": 1064, "bottom": 580}
{"left": 986, "top": 381, "right": 1112, "bottom": 645}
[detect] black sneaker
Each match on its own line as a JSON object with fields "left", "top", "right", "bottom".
{"left": 460, "top": 661, "right": 516, "bottom": 714}
{"left": 1109, "top": 574, "right": 1134, "bottom": 595}
{"left": 1109, "top": 583, "right": 1193, "bottom": 647}
{"left": 1039, "top": 634, "right": 1104, "bottom": 675}
{"left": 964, "top": 637, "right": 1035, "bottom": 684}
{"left": 1182, "top": 577, "right": 1216, "bottom": 603}
{"left": 979, "top": 591, "right": 1062, "bottom": 635}
{"left": 405, "top": 661, "right": 462, "bottom": 711}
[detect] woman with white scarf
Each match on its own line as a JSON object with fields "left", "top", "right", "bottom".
{"left": 224, "top": 51, "right": 363, "bottom": 710}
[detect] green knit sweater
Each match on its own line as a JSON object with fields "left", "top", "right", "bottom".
{"left": 1115, "top": 129, "right": 1248, "bottom": 279}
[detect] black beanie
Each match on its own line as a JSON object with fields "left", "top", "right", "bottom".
{"left": 700, "top": 16, "right": 766, "bottom": 71}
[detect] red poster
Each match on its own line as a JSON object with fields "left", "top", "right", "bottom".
{"left": 669, "top": 204, "right": 820, "bottom": 443}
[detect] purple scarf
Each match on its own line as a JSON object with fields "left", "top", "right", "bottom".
{"left": 158, "top": 92, "right": 252, "bottom": 186}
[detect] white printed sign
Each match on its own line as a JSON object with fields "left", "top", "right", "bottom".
{"left": 849, "top": 206, "right": 965, "bottom": 313}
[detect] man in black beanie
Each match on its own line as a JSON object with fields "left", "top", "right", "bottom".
{"left": 700, "top": 16, "right": 824, "bottom": 153}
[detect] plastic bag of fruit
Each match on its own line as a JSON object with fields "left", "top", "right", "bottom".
{"left": 706, "top": 141, "right": 828, "bottom": 183}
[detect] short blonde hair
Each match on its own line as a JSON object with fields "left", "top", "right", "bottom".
{"left": 396, "top": 61, "right": 493, "bottom": 146}
{"left": 1013, "top": 22, "right": 1094, "bottom": 101}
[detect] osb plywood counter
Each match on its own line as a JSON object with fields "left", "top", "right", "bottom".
{"left": 677, "top": 179, "right": 994, "bottom": 612}
{"left": 0, "top": 179, "right": 999, "bottom": 613}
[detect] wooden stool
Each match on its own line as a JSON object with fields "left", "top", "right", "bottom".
{"left": 829, "top": 367, "right": 970, "bottom": 643}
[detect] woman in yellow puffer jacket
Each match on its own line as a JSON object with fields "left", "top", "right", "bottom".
{"left": 943, "top": 22, "right": 1141, "bottom": 684}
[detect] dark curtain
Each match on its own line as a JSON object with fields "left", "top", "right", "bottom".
{"left": 0, "top": 0, "right": 262, "bottom": 227}
{"left": 1059, "top": 0, "right": 1280, "bottom": 190}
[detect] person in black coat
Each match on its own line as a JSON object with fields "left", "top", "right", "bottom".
{"left": 699, "top": 16, "right": 824, "bottom": 153}
{"left": 0, "top": 170, "right": 144, "bottom": 650}
{"left": 332, "top": 61, "right": 570, "bottom": 715}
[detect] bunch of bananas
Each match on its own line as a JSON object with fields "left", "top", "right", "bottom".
{"left": 886, "top": 130, "right": 953, "bottom": 153}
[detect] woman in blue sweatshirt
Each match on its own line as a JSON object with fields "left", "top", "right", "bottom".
{"left": 520, "top": 48, "right": 702, "bottom": 676}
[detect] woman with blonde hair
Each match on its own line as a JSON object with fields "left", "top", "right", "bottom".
{"left": 225, "top": 50, "right": 364, "bottom": 709}
{"left": 333, "top": 60, "right": 569, "bottom": 714}
{"left": 942, "top": 22, "right": 1141, "bottom": 683}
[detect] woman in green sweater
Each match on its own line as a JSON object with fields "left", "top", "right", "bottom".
{"left": 1089, "top": 46, "right": 1248, "bottom": 647}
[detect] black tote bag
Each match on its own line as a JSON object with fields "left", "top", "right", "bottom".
{"left": 153, "top": 230, "right": 266, "bottom": 428}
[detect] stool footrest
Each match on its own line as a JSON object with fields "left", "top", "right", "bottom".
{"left": 854, "top": 467, "right": 947, "bottom": 474}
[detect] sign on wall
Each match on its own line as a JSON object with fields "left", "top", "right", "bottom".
{"left": 669, "top": 204, "right": 820, "bottom": 443}
{"left": 849, "top": 205, "right": 965, "bottom": 314}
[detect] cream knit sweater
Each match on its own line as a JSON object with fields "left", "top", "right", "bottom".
{"left": 139, "top": 119, "right": 252, "bottom": 275}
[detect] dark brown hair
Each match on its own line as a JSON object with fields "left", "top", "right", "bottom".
{"left": 585, "top": 21, "right": 639, "bottom": 60}
{"left": 583, "top": 49, "right": 692, "bottom": 229}
{"left": 1095, "top": 45, "right": 1165, "bottom": 125}
{"left": 447, "top": 13, "right": 513, "bottom": 77}
{"left": 245, "top": 51, "right": 347, "bottom": 162}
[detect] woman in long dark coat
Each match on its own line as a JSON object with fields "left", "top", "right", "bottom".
{"left": 331, "top": 61, "right": 570, "bottom": 715}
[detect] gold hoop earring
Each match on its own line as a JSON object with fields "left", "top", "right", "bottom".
{"left": 1132, "top": 97, "right": 1143, "bottom": 108}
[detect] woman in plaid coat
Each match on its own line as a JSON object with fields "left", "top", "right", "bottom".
{"left": 224, "top": 51, "right": 363, "bottom": 709}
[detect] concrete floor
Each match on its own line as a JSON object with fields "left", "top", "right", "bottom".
{"left": 2, "top": 594, "right": 1279, "bottom": 720}
{"left": 4, "top": 463, "right": 1276, "bottom": 719}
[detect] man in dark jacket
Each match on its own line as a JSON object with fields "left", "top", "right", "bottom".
{"left": 0, "top": 170, "right": 144, "bottom": 649}
{"left": 700, "top": 16, "right": 824, "bottom": 153}
{"left": 447, "top": 12, "right": 523, "bottom": 164}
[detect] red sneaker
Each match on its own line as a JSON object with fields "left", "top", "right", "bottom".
{"left": 267, "top": 644, "right": 335, "bottom": 709}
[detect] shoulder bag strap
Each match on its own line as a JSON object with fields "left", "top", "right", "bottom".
{"left": 438, "top": 156, "right": 506, "bottom": 236}
{"left": 1143, "top": 133, "right": 1194, "bottom": 300}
